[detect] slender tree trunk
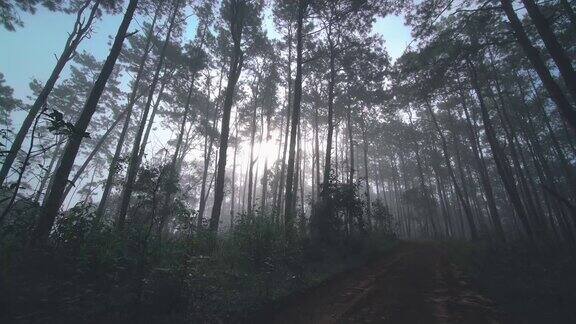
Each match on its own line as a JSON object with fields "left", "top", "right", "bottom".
{"left": 198, "top": 84, "right": 218, "bottom": 227}
{"left": 0, "top": 0, "right": 101, "bottom": 186}
{"left": 209, "top": 1, "right": 246, "bottom": 233}
{"left": 30, "top": 0, "right": 139, "bottom": 246}
{"left": 272, "top": 103, "right": 285, "bottom": 213}
{"left": 322, "top": 25, "right": 336, "bottom": 195}
{"left": 468, "top": 60, "right": 536, "bottom": 244}
{"left": 34, "top": 138, "right": 63, "bottom": 203}
{"left": 62, "top": 110, "right": 127, "bottom": 199}
{"left": 116, "top": 0, "right": 179, "bottom": 232}
{"left": 247, "top": 82, "right": 259, "bottom": 215}
{"left": 171, "top": 28, "right": 211, "bottom": 174}
{"left": 425, "top": 101, "right": 478, "bottom": 240}
{"left": 95, "top": 7, "right": 159, "bottom": 220}
{"left": 1, "top": 106, "right": 45, "bottom": 222}
{"left": 138, "top": 69, "right": 171, "bottom": 162}
{"left": 284, "top": 0, "right": 306, "bottom": 237}
{"left": 526, "top": 74, "right": 576, "bottom": 192}
{"left": 458, "top": 86, "right": 505, "bottom": 241}
{"left": 260, "top": 111, "right": 272, "bottom": 211}
{"left": 500, "top": 0, "right": 576, "bottom": 131}
{"left": 230, "top": 113, "right": 239, "bottom": 226}
{"left": 561, "top": 0, "right": 576, "bottom": 30}
{"left": 293, "top": 124, "right": 302, "bottom": 217}
{"left": 361, "top": 120, "right": 371, "bottom": 216}
{"left": 346, "top": 107, "right": 354, "bottom": 185}
{"left": 275, "top": 25, "right": 293, "bottom": 212}
{"left": 520, "top": 0, "right": 576, "bottom": 102}
{"left": 491, "top": 84, "right": 547, "bottom": 235}
{"left": 314, "top": 100, "right": 320, "bottom": 201}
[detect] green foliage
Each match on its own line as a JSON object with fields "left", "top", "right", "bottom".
{"left": 311, "top": 172, "right": 366, "bottom": 243}
{"left": 0, "top": 199, "right": 396, "bottom": 323}
{"left": 370, "top": 198, "right": 396, "bottom": 235}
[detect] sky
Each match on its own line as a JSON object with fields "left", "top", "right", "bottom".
{"left": 0, "top": 6, "right": 413, "bottom": 102}
{"left": 0, "top": 4, "right": 413, "bottom": 207}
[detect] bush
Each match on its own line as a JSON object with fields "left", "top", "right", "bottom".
{"left": 1, "top": 190, "right": 396, "bottom": 323}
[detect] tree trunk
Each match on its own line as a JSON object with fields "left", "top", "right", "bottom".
{"left": 198, "top": 83, "right": 218, "bottom": 227}
{"left": 116, "top": 0, "right": 179, "bottom": 232}
{"left": 1, "top": 105, "right": 45, "bottom": 222}
{"left": 322, "top": 24, "right": 336, "bottom": 195}
{"left": 425, "top": 101, "right": 478, "bottom": 240}
{"left": 500, "top": 0, "right": 576, "bottom": 131}
{"left": 0, "top": 0, "right": 101, "bottom": 186}
{"left": 275, "top": 25, "right": 293, "bottom": 212}
{"left": 458, "top": 85, "right": 505, "bottom": 241}
{"left": 361, "top": 120, "right": 371, "bottom": 216}
{"left": 30, "top": 0, "right": 139, "bottom": 246}
{"left": 260, "top": 110, "right": 272, "bottom": 211}
{"left": 208, "top": 1, "right": 246, "bottom": 233}
{"left": 34, "top": 138, "right": 63, "bottom": 203}
{"left": 520, "top": 0, "right": 576, "bottom": 102}
{"left": 138, "top": 69, "right": 171, "bottom": 162}
{"left": 247, "top": 81, "right": 260, "bottom": 216}
{"left": 171, "top": 24, "right": 210, "bottom": 171}
{"left": 95, "top": 7, "right": 159, "bottom": 220}
{"left": 314, "top": 100, "right": 321, "bottom": 201}
{"left": 230, "top": 113, "right": 239, "bottom": 227}
{"left": 62, "top": 109, "right": 127, "bottom": 199}
{"left": 346, "top": 107, "right": 354, "bottom": 186}
{"left": 467, "top": 60, "right": 536, "bottom": 244}
{"left": 284, "top": 0, "right": 306, "bottom": 237}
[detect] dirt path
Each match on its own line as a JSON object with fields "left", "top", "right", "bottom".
{"left": 262, "top": 241, "right": 501, "bottom": 324}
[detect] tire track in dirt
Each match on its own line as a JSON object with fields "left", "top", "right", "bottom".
{"left": 263, "top": 241, "right": 501, "bottom": 324}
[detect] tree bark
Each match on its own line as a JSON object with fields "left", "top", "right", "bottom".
{"left": 198, "top": 77, "right": 218, "bottom": 227}
{"left": 520, "top": 0, "right": 576, "bottom": 102}
{"left": 425, "top": 100, "right": 478, "bottom": 240}
{"left": 284, "top": 0, "right": 306, "bottom": 237}
{"left": 62, "top": 109, "right": 127, "bottom": 200}
{"left": 467, "top": 60, "right": 536, "bottom": 244}
{"left": 208, "top": 0, "right": 246, "bottom": 233}
{"left": 34, "top": 138, "right": 63, "bottom": 203}
{"left": 116, "top": 0, "right": 179, "bottom": 232}
{"left": 346, "top": 107, "right": 354, "bottom": 186}
{"left": 137, "top": 69, "right": 171, "bottom": 162}
{"left": 230, "top": 113, "right": 239, "bottom": 226}
{"left": 95, "top": 7, "right": 159, "bottom": 220}
{"left": 30, "top": 0, "right": 139, "bottom": 246}
{"left": 500, "top": 0, "right": 576, "bottom": 131}
{"left": 322, "top": 21, "right": 336, "bottom": 195}
{"left": 361, "top": 120, "right": 371, "bottom": 216}
{"left": 458, "top": 84, "right": 505, "bottom": 241}
{"left": 0, "top": 0, "right": 101, "bottom": 186}
{"left": 275, "top": 24, "right": 293, "bottom": 212}
{"left": 247, "top": 80, "right": 260, "bottom": 215}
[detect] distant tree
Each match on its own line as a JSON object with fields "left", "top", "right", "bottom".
{"left": 209, "top": 0, "right": 265, "bottom": 233}
{"left": 0, "top": 72, "right": 21, "bottom": 129}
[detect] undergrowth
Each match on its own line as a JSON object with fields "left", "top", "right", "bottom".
{"left": 0, "top": 204, "right": 396, "bottom": 323}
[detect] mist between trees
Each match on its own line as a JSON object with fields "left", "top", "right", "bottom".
{"left": 1, "top": 0, "right": 576, "bottom": 322}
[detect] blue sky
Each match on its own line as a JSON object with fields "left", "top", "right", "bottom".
{"left": 0, "top": 5, "right": 413, "bottom": 206}
{"left": 0, "top": 6, "right": 412, "bottom": 102}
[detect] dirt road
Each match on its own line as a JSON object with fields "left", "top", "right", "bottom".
{"left": 262, "top": 242, "right": 501, "bottom": 324}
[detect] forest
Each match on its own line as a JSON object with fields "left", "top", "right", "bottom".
{"left": 1, "top": 0, "right": 576, "bottom": 322}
